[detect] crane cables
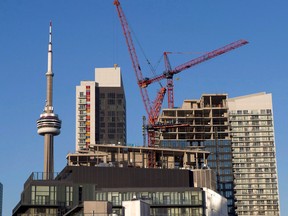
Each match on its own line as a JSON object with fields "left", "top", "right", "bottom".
{"left": 129, "top": 24, "right": 163, "bottom": 87}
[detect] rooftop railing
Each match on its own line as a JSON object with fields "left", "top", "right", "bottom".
{"left": 24, "top": 172, "right": 60, "bottom": 188}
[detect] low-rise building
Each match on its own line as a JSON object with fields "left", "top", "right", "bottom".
{"left": 13, "top": 145, "right": 227, "bottom": 216}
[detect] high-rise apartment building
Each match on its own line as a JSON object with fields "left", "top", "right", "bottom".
{"left": 76, "top": 67, "right": 126, "bottom": 151}
{"left": 227, "top": 93, "right": 279, "bottom": 215}
{"left": 0, "top": 182, "right": 3, "bottom": 216}
{"left": 158, "top": 92, "right": 280, "bottom": 216}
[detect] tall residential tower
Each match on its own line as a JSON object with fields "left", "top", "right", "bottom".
{"left": 227, "top": 93, "right": 280, "bottom": 215}
{"left": 36, "top": 22, "right": 61, "bottom": 179}
{"left": 76, "top": 67, "right": 126, "bottom": 151}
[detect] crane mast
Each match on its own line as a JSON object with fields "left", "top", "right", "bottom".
{"left": 114, "top": 0, "right": 167, "bottom": 167}
{"left": 164, "top": 52, "right": 175, "bottom": 108}
{"left": 114, "top": 0, "right": 166, "bottom": 123}
{"left": 114, "top": 0, "right": 152, "bottom": 117}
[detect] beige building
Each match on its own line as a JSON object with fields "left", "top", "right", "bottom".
{"left": 227, "top": 92, "right": 280, "bottom": 215}
{"left": 75, "top": 67, "right": 126, "bottom": 151}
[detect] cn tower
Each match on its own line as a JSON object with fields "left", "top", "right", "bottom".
{"left": 36, "top": 21, "right": 61, "bottom": 180}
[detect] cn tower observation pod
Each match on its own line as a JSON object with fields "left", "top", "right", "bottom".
{"left": 37, "top": 112, "right": 61, "bottom": 136}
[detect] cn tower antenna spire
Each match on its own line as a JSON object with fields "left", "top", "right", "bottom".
{"left": 46, "top": 20, "right": 53, "bottom": 110}
{"left": 37, "top": 21, "right": 61, "bottom": 180}
{"left": 47, "top": 21, "right": 53, "bottom": 72}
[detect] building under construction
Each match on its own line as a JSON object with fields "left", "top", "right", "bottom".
{"left": 156, "top": 93, "right": 280, "bottom": 216}
{"left": 68, "top": 144, "right": 209, "bottom": 170}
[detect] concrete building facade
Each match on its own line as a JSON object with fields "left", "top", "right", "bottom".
{"left": 76, "top": 67, "right": 126, "bottom": 151}
{"left": 157, "top": 92, "right": 280, "bottom": 216}
{"left": 122, "top": 199, "right": 150, "bottom": 216}
{"left": 227, "top": 93, "right": 280, "bottom": 215}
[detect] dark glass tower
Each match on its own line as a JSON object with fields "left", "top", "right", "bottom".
{"left": 96, "top": 86, "right": 126, "bottom": 145}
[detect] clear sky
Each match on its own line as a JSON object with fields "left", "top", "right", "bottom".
{"left": 0, "top": 0, "right": 287, "bottom": 215}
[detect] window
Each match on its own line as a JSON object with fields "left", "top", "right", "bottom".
{"left": 225, "top": 191, "right": 233, "bottom": 197}
{"left": 108, "top": 128, "right": 116, "bottom": 133}
{"left": 225, "top": 183, "right": 233, "bottom": 189}
{"left": 108, "top": 111, "right": 115, "bottom": 116}
{"left": 191, "top": 192, "right": 200, "bottom": 205}
{"left": 108, "top": 99, "right": 115, "bottom": 105}
{"left": 108, "top": 123, "right": 115, "bottom": 127}
{"left": 108, "top": 93, "right": 115, "bottom": 98}
{"left": 66, "top": 186, "right": 73, "bottom": 206}
{"left": 108, "top": 134, "right": 115, "bottom": 139}
{"left": 117, "top": 94, "right": 123, "bottom": 98}
{"left": 95, "top": 192, "right": 107, "bottom": 201}
{"left": 31, "top": 186, "right": 56, "bottom": 205}
{"left": 78, "top": 186, "right": 83, "bottom": 202}
{"left": 112, "top": 193, "right": 120, "bottom": 205}
{"left": 163, "top": 195, "right": 170, "bottom": 204}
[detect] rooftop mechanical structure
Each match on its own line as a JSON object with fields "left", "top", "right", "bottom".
{"left": 36, "top": 21, "right": 61, "bottom": 180}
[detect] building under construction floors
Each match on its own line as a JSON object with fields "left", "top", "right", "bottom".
{"left": 68, "top": 144, "right": 209, "bottom": 170}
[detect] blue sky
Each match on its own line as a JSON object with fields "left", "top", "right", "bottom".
{"left": 0, "top": 0, "right": 287, "bottom": 215}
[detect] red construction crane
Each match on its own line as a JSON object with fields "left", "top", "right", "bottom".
{"left": 114, "top": 0, "right": 248, "bottom": 167}
{"left": 141, "top": 39, "right": 248, "bottom": 108}
{"left": 114, "top": 0, "right": 165, "bottom": 126}
{"left": 114, "top": 0, "right": 168, "bottom": 167}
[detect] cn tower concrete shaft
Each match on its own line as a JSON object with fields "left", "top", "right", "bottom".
{"left": 37, "top": 21, "right": 61, "bottom": 180}
{"left": 44, "top": 135, "right": 54, "bottom": 179}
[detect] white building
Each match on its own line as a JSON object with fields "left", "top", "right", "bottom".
{"left": 204, "top": 187, "right": 228, "bottom": 216}
{"left": 227, "top": 92, "right": 280, "bottom": 215}
{"left": 122, "top": 199, "right": 150, "bottom": 216}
